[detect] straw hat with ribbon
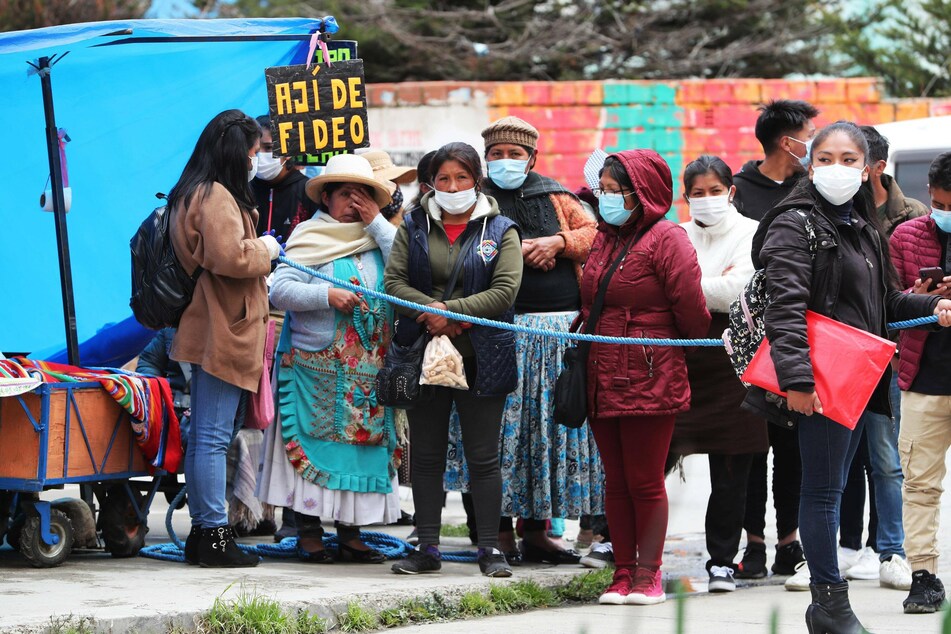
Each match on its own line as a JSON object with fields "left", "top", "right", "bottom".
{"left": 360, "top": 149, "right": 418, "bottom": 185}
{"left": 304, "top": 154, "right": 393, "bottom": 208}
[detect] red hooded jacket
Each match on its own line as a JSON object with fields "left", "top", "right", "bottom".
{"left": 581, "top": 150, "right": 710, "bottom": 419}
{"left": 890, "top": 214, "right": 943, "bottom": 389}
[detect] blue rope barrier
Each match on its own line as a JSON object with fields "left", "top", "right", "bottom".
{"left": 278, "top": 256, "right": 723, "bottom": 346}
{"left": 277, "top": 256, "right": 939, "bottom": 345}
{"left": 139, "top": 533, "right": 477, "bottom": 563}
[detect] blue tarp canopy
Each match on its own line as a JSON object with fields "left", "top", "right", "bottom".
{"left": 0, "top": 18, "right": 321, "bottom": 361}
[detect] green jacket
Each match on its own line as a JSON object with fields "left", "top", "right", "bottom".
{"left": 384, "top": 192, "right": 523, "bottom": 357}
{"left": 879, "top": 174, "right": 929, "bottom": 237}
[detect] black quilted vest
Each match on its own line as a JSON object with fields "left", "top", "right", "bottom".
{"left": 402, "top": 207, "right": 519, "bottom": 397}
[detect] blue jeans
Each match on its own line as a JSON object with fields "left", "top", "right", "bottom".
{"left": 185, "top": 365, "right": 243, "bottom": 528}
{"left": 865, "top": 403, "right": 905, "bottom": 560}
{"left": 799, "top": 411, "right": 867, "bottom": 585}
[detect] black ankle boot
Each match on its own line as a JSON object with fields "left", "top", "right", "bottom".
{"left": 198, "top": 525, "right": 260, "bottom": 568}
{"left": 806, "top": 581, "right": 867, "bottom": 634}
{"left": 184, "top": 525, "right": 200, "bottom": 565}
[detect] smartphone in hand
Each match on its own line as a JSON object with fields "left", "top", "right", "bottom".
{"left": 919, "top": 266, "right": 946, "bottom": 289}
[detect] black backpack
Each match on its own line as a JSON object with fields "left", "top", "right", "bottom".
{"left": 129, "top": 194, "right": 203, "bottom": 330}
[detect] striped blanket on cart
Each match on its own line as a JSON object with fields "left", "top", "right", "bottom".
{"left": 0, "top": 357, "right": 182, "bottom": 473}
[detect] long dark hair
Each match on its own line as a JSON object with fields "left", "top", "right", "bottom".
{"left": 167, "top": 109, "right": 261, "bottom": 213}
{"left": 810, "top": 121, "right": 898, "bottom": 290}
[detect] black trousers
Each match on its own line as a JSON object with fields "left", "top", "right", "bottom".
{"left": 707, "top": 453, "right": 755, "bottom": 569}
{"left": 408, "top": 384, "right": 506, "bottom": 550}
{"left": 744, "top": 424, "right": 801, "bottom": 540}
{"left": 839, "top": 426, "right": 878, "bottom": 551}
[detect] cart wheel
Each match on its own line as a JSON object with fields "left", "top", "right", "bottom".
{"left": 98, "top": 486, "right": 148, "bottom": 558}
{"left": 20, "top": 509, "right": 74, "bottom": 568}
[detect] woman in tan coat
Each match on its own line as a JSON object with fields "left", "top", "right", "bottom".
{"left": 169, "top": 109, "right": 281, "bottom": 567}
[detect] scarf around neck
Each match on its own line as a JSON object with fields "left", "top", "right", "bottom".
{"left": 283, "top": 211, "right": 378, "bottom": 267}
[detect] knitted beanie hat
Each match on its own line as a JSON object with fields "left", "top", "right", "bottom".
{"left": 481, "top": 116, "right": 539, "bottom": 151}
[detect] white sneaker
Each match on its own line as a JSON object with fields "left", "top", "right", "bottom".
{"left": 845, "top": 546, "right": 880, "bottom": 580}
{"left": 880, "top": 555, "right": 913, "bottom": 590}
{"left": 785, "top": 561, "right": 811, "bottom": 591}
{"left": 837, "top": 546, "right": 861, "bottom": 574}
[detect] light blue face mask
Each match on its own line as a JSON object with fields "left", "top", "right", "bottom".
{"left": 487, "top": 159, "right": 530, "bottom": 190}
{"left": 599, "top": 193, "right": 633, "bottom": 226}
{"left": 932, "top": 208, "right": 951, "bottom": 233}
{"left": 788, "top": 137, "right": 813, "bottom": 170}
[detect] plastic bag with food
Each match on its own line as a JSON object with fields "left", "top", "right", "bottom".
{"left": 419, "top": 335, "right": 469, "bottom": 389}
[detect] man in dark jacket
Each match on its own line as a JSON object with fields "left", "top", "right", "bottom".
{"left": 734, "top": 100, "right": 819, "bottom": 222}
{"left": 251, "top": 114, "right": 318, "bottom": 240}
{"left": 863, "top": 126, "right": 929, "bottom": 236}
{"left": 891, "top": 152, "right": 951, "bottom": 613}
{"left": 734, "top": 99, "right": 819, "bottom": 580}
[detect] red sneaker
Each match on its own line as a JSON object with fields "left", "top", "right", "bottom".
{"left": 599, "top": 567, "right": 634, "bottom": 605}
{"left": 626, "top": 566, "right": 666, "bottom": 605}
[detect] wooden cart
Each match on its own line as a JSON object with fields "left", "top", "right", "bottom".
{"left": 0, "top": 381, "right": 163, "bottom": 566}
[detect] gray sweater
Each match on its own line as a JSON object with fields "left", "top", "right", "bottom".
{"left": 270, "top": 213, "right": 397, "bottom": 351}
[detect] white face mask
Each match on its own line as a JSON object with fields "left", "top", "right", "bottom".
{"left": 812, "top": 164, "right": 864, "bottom": 205}
{"left": 247, "top": 155, "right": 259, "bottom": 182}
{"left": 434, "top": 187, "right": 478, "bottom": 215}
{"left": 256, "top": 152, "right": 284, "bottom": 181}
{"left": 688, "top": 194, "right": 731, "bottom": 226}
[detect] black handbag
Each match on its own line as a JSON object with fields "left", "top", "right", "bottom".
{"left": 376, "top": 230, "right": 478, "bottom": 408}
{"left": 554, "top": 233, "right": 639, "bottom": 428}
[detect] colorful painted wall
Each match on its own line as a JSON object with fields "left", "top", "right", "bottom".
{"left": 365, "top": 79, "right": 951, "bottom": 220}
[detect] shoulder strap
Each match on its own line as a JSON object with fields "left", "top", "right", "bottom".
{"left": 797, "top": 210, "right": 818, "bottom": 260}
{"left": 441, "top": 229, "right": 480, "bottom": 302}
{"left": 583, "top": 230, "right": 644, "bottom": 335}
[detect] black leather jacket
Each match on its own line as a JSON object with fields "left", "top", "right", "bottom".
{"left": 752, "top": 181, "right": 938, "bottom": 416}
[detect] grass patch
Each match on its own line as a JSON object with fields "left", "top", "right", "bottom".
{"left": 510, "top": 580, "right": 558, "bottom": 608}
{"left": 45, "top": 615, "right": 94, "bottom": 634}
{"left": 439, "top": 523, "right": 471, "bottom": 538}
{"left": 194, "top": 589, "right": 326, "bottom": 634}
{"left": 378, "top": 598, "right": 433, "bottom": 627}
{"left": 555, "top": 568, "right": 614, "bottom": 603}
{"left": 458, "top": 591, "right": 497, "bottom": 617}
{"left": 488, "top": 584, "right": 531, "bottom": 612}
{"left": 180, "top": 567, "right": 618, "bottom": 632}
{"left": 337, "top": 602, "right": 378, "bottom": 633}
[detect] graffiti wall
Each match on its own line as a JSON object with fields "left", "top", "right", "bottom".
{"left": 366, "top": 79, "right": 951, "bottom": 220}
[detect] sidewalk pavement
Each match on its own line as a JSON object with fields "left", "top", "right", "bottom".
{"left": 1, "top": 454, "right": 948, "bottom": 633}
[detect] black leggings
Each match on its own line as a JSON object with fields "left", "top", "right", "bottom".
{"left": 744, "top": 424, "right": 801, "bottom": 540}
{"left": 408, "top": 384, "right": 506, "bottom": 550}
{"left": 707, "top": 453, "right": 755, "bottom": 569}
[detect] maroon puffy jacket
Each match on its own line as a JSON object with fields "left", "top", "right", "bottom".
{"left": 581, "top": 150, "right": 710, "bottom": 419}
{"left": 890, "top": 214, "right": 942, "bottom": 389}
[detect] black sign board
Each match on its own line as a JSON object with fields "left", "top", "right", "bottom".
{"left": 265, "top": 58, "right": 370, "bottom": 158}
{"left": 313, "top": 40, "right": 357, "bottom": 64}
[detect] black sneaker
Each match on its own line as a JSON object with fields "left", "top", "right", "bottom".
{"left": 708, "top": 565, "right": 737, "bottom": 593}
{"left": 904, "top": 570, "right": 947, "bottom": 614}
{"left": 735, "top": 542, "right": 767, "bottom": 579}
{"left": 580, "top": 541, "right": 615, "bottom": 569}
{"left": 772, "top": 540, "right": 805, "bottom": 575}
{"left": 391, "top": 545, "right": 441, "bottom": 575}
{"left": 478, "top": 548, "right": 513, "bottom": 578}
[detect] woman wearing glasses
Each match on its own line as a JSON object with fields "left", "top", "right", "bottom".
{"left": 585, "top": 150, "right": 710, "bottom": 605}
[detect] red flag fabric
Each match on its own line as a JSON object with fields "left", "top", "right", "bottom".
{"left": 741, "top": 311, "right": 896, "bottom": 430}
